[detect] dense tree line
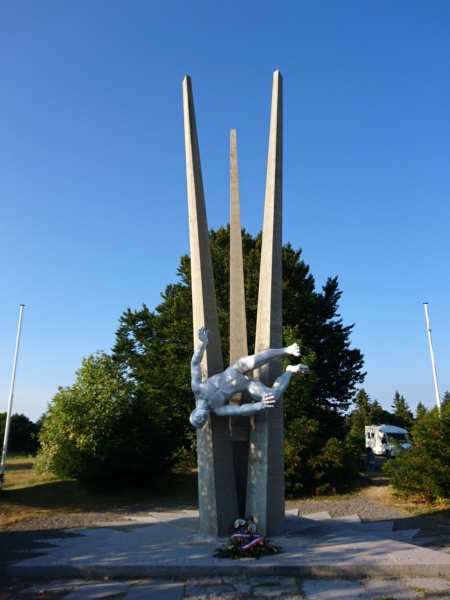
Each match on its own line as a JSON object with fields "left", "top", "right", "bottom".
{"left": 0, "top": 413, "right": 39, "bottom": 454}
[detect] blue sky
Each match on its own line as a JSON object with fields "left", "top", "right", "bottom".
{"left": 1, "top": 1, "right": 449, "bottom": 422}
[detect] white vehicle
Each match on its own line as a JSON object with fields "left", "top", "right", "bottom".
{"left": 365, "top": 425, "right": 410, "bottom": 457}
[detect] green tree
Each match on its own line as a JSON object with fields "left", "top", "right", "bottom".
{"left": 284, "top": 416, "right": 321, "bottom": 496}
{"left": 344, "top": 389, "right": 389, "bottom": 448}
{"left": 113, "top": 292, "right": 194, "bottom": 459}
{"left": 391, "top": 391, "right": 414, "bottom": 430}
{"left": 384, "top": 403, "right": 450, "bottom": 502}
{"left": 441, "top": 391, "right": 450, "bottom": 409}
{"left": 415, "top": 402, "right": 428, "bottom": 420}
{"left": 35, "top": 351, "right": 175, "bottom": 490}
{"left": 284, "top": 417, "right": 360, "bottom": 496}
{"left": 0, "top": 413, "right": 39, "bottom": 454}
{"left": 113, "top": 226, "right": 365, "bottom": 490}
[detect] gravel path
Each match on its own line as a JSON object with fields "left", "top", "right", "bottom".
{"left": 288, "top": 482, "right": 412, "bottom": 522}
{"left": 288, "top": 472, "right": 450, "bottom": 542}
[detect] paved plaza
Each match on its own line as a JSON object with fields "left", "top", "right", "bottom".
{"left": 8, "top": 508, "right": 450, "bottom": 598}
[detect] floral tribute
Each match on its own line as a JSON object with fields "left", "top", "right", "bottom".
{"left": 213, "top": 516, "right": 282, "bottom": 560}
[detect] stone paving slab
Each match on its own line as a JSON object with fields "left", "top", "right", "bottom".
{"left": 125, "top": 580, "right": 185, "bottom": 600}
{"left": 300, "top": 511, "right": 333, "bottom": 521}
{"left": 9, "top": 510, "right": 450, "bottom": 583}
{"left": 20, "top": 576, "right": 450, "bottom": 599}
{"left": 302, "top": 577, "right": 419, "bottom": 599}
{"left": 302, "top": 576, "right": 450, "bottom": 600}
{"left": 333, "top": 513, "right": 361, "bottom": 525}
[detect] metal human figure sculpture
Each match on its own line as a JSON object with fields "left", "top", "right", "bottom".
{"left": 190, "top": 327, "right": 309, "bottom": 428}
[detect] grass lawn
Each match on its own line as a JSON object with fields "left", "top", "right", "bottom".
{"left": 0, "top": 454, "right": 198, "bottom": 529}
{"left": 3, "top": 455, "right": 450, "bottom": 530}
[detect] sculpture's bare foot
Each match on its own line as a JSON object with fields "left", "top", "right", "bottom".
{"left": 285, "top": 342, "right": 300, "bottom": 357}
{"left": 261, "top": 393, "right": 276, "bottom": 408}
{"left": 286, "top": 363, "right": 309, "bottom": 374}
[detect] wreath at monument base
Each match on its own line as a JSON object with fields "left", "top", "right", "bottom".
{"left": 213, "top": 516, "right": 282, "bottom": 560}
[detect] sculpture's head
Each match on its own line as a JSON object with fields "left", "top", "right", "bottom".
{"left": 189, "top": 406, "right": 209, "bottom": 429}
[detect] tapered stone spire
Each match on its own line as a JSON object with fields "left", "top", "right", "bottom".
{"left": 182, "top": 72, "right": 287, "bottom": 537}
{"left": 182, "top": 76, "right": 238, "bottom": 536}
{"left": 229, "top": 129, "right": 248, "bottom": 365}
{"left": 246, "top": 70, "right": 284, "bottom": 536}
{"left": 229, "top": 129, "right": 250, "bottom": 517}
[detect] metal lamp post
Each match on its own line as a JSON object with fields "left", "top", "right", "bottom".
{"left": 0, "top": 304, "right": 25, "bottom": 489}
{"left": 423, "top": 302, "right": 441, "bottom": 413}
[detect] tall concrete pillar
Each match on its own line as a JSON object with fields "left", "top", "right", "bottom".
{"left": 246, "top": 70, "right": 284, "bottom": 536}
{"left": 182, "top": 76, "right": 238, "bottom": 537}
{"left": 229, "top": 129, "right": 250, "bottom": 518}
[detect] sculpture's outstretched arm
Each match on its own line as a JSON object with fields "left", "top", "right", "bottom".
{"left": 190, "top": 326, "right": 208, "bottom": 386}
{"left": 213, "top": 393, "right": 276, "bottom": 417}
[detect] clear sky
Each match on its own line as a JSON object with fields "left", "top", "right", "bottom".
{"left": 1, "top": 1, "right": 449, "bottom": 422}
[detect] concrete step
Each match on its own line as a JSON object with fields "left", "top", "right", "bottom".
{"left": 298, "top": 511, "right": 422, "bottom": 541}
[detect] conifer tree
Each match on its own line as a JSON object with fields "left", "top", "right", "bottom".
{"left": 391, "top": 391, "right": 414, "bottom": 429}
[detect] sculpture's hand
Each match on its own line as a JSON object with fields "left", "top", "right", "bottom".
{"left": 198, "top": 326, "right": 208, "bottom": 342}
{"left": 261, "top": 393, "right": 276, "bottom": 409}
{"left": 285, "top": 342, "right": 300, "bottom": 357}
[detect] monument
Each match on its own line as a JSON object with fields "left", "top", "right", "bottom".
{"left": 182, "top": 71, "right": 306, "bottom": 537}
{"left": 189, "top": 327, "right": 308, "bottom": 430}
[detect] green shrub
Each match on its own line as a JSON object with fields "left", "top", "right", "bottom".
{"left": 383, "top": 404, "right": 450, "bottom": 503}
{"left": 284, "top": 417, "right": 359, "bottom": 496}
{"left": 284, "top": 417, "right": 321, "bottom": 496}
{"left": 35, "top": 352, "right": 176, "bottom": 490}
{"left": 314, "top": 437, "right": 360, "bottom": 493}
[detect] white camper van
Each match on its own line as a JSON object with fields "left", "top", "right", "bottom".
{"left": 365, "top": 425, "right": 410, "bottom": 457}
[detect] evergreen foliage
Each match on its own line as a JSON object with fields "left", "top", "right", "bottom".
{"left": 390, "top": 391, "right": 414, "bottom": 429}
{"left": 113, "top": 228, "right": 364, "bottom": 417}
{"left": 0, "top": 413, "right": 39, "bottom": 454}
{"left": 415, "top": 402, "right": 428, "bottom": 420}
{"left": 113, "top": 227, "right": 365, "bottom": 494}
{"left": 284, "top": 416, "right": 360, "bottom": 496}
{"left": 344, "top": 389, "right": 390, "bottom": 447}
{"left": 383, "top": 403, "right": 450, "bottom": 502}
{"left": 441, "top": 391, "right": 450, "bottom": 409}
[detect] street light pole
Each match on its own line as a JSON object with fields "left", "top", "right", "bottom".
{"left": 0, "top": 304, "right": 25, "bottom": 489}
{"left": 423, "top": 302, "right": 441, "bottom": 414}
